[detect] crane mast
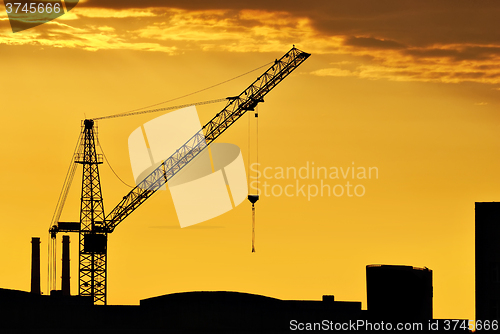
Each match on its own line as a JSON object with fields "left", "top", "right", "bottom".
{"left": 77, "top": 120, "right": 107, "bottom": 304}
{"left": 49, "top": 46, "right": 310, "bottom": 305}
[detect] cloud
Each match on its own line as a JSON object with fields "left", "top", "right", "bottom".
{"left": 311, "top": 68, "right": 354, "bottom": 77}
{"left": 405, "top": 46, "right": 500, "bottom": 62}
{"left": 344, "top": 37, "right": 405, "bottom": 50}
{"left": 127, "top": 9, "right": 342, "bottom": 53}
{"left": 74, "top": 8, "right": 157, "bottom": 18}
{"left": 77, "top": 0, "right": 500, "bottom": 46}
{"left": 0, "top": 16, "right": 177, "bottom": 53}
{"left": 1, "top": 7, "right": 331, "bottom": 53}
{"left": 2, "top": 1, "right": 500, "bottom": 85}
{"left": 311, "top": 60, "right": 500, "bottom": 84}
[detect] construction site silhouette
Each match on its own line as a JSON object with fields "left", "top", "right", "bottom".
{"left": 0, "top": 261, "right": 472, "bottom": 333}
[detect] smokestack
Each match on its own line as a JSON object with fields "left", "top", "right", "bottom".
{"left": 30, "top": 237, "right": 41, "bottom": 295}
{"left": 62, "top": 235, "right": 70, "bottom": 296}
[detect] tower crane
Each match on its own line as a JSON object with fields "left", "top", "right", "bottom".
{"left": 49, "top": 46, "right": 311, "bottom": 305}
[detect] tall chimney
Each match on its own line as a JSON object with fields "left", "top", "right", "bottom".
{"left": 62, "top": 235, "right": 70, "bottom": 296}
{"left": 30, "top": 237, "right": 41, "bottom": 295}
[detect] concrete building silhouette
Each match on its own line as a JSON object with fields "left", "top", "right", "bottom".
{"left": 476, "top": 202, "right": 500, "bottom": 321}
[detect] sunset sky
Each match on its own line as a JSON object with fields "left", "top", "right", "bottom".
{"left": 2, "top": 0, "right": 500, "bottom": 321}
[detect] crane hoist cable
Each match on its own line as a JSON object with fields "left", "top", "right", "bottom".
{"left": 49, "top": 131, "right": 82, "bottom": 230}
{"left": 247, "top": 105, "right": 259, "bottom": 252}
{"left": 47, "top": 131, "right": 81, "bottom": 294}
{"left": 254, "top": 107, "right": 259, "bottom": 252}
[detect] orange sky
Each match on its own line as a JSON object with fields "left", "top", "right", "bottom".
{"left": 1, "top": 0, "right": 500, "bottom": 321}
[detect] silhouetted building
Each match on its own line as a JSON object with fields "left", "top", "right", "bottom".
{"left": 0, "top": 238, "right": 466, "bottom": 333}
{"left": 476, "top": 202, "right": 500, "bottom": 321}
{"left": 140, "top": 291, "right": 363, "bottom": 332}
{"left": 366, "top": 264, "right": 433, "bottom": 320}
{"left": 0, "top": 289, "right": 365, "bottom": 333}
{"left": 0, "top": 286, "right": 469, "bottom": 333}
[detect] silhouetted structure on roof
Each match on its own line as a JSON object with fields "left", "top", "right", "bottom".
{"left": 476, "top": 202, "right": 500, "bottom": 321}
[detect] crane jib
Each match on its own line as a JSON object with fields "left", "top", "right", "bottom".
{"left": 104, "top": 47, "right": 311, "bottom": 232}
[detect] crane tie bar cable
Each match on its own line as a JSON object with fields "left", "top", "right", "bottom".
{"left": 93, "top": 61, "right": 273, "bottom": 120}
{"left": 94, "top": 98, "right": 227, "bottom": 120}
{"left": 97, "top": 138, "right": 134, "bottom": 188}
